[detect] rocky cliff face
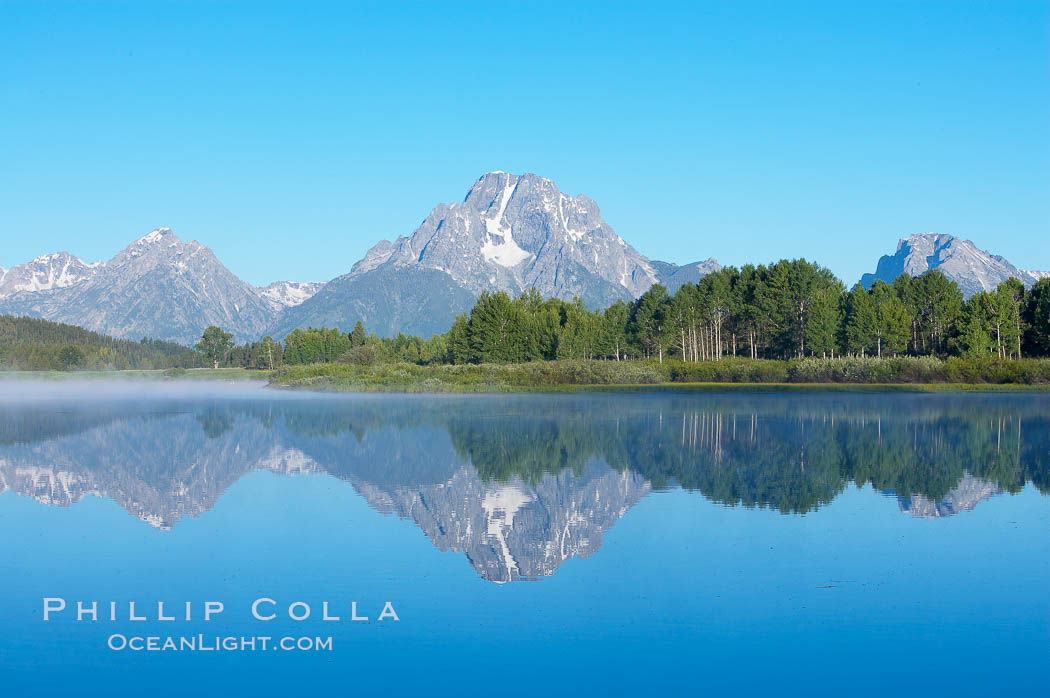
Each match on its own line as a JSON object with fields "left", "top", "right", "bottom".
{"left": 271, "top": 172, "right": 719, "bottom": 337}
{"left": 860, "top": 233, "right": 1048, "bottom": 298}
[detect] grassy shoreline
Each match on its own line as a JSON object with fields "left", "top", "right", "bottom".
{"left": 270, "top": 380, "right": 1050, "bottom": 394}
{"left": 3, "top": 359, "right": 1050, "bottom": 393}
{"left": 268, "top": 358, "right": 1050, "bottom": 393}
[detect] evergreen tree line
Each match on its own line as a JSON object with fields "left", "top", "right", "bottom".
{"left": 0, "top": 315, "right": 201, "bottom": 370}
{"left": 203, "top": 261, "right": 1050, "bottom": 369}
{"left": 433, "top": 263, "right": 1050, "bottom": 364}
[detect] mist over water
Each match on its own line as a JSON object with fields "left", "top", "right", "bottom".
{"left": 0, "top": 377, "right": 280, "bottom": 402}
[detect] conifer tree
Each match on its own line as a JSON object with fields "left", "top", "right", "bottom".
{"left": 1023, "top": 279, "right": 1050, "bottom": 356}
{"left": 629, "top": 284, "right": 669, "bottom": 361}
{"left": 446, "top": 314, "right": 471, "bottom": 364}
{"left": 469, "top": 291, "right": 519, "bottom": 362}
{"left": 350, "top": 321, "right": 366, "bottom": 348}
{"left": 806, "top": 285, "right": 842, "bottom": 358}
{"left": 844, "top": 284, "right": 876, "bottom": 356}
{"left": 956, "top": 294, "right": 992, "bottom": 358}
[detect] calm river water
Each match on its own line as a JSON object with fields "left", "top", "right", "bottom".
{"left": 1, "top": 382, "right": 1047, "bottom": 696}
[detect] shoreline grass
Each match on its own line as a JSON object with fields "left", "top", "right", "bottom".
{"left": 267, "top": 358, "right": 1050, "bottom": 394}
{"left": 270, "top": 380, "right": 1050, "bottom": 394}
{"left": 4, "top": 359, "right": 1050, "bottom": 394}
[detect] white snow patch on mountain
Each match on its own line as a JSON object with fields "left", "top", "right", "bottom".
{"left": 137, "top": 227, "right": 172, "bottom": 245}
{"left": 0, "top": 251, "right": 102, "bottom": 296}
{"left": 480, "top": 178, "right": 532, "bottom": 267}
{"left": 257, "top": 280, "right": 325, "bottom": 309}
{"left": 480, "top": 234, "right": 531, "bottom": 267}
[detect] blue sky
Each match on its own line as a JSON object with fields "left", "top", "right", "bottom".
{"left": 1, "top": 0, "right": 1047, "bottom": 286}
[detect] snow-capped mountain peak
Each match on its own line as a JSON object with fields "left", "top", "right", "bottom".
{"left": 136, "top": 227, "right": 173, "bottom": 245}
{"left": 349, "top": 171, "right": 661, "bottom": 301}
{"left": 1, "top": 174, "right": 723, "bottom": 341}
{"left": 272, "top": 171, "right": 718, "bottom": 338}
{"left": 0, "top": 228, "right": 275, "bottom": 344}
{"left": 0, "top": 250, "right": 101, "bottom": 297}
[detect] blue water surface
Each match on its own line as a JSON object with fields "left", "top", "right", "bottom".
{"left": 0, "top": 384, "right": 1047, "bottom": 697}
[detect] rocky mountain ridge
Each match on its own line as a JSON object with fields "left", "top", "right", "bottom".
{"left": 4, "top": 180, "right": 1045, "bottom": 343}
{"left": 271, "top": 172, "right": 717, "bottom": 337}
{"left": 257, "top": 280, "right": 326, "bottom": 310}
{"left": 860, "top": 232, "right": 1048, "bottom": 298}
{"left": 0, "top": 251, "right": 102, "bottom": 297}
{"left": 0, "top": 228, "right": 324, "bottom": 344}
{"left": 1, "top": 171, "right": 720, "bottom": 341}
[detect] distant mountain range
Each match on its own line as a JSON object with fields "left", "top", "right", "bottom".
{"left": 860, "top": 232, "right": 1049, "bottom": 298}
{"left": 0, "top": 173, "right": 1045, "bottom": 343}
{"left": 0, "top": 228, "right": 276, "bottom": 345}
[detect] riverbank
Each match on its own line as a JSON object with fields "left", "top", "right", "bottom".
{"left": 268, "top": 358, "right": 1050, "bottom": 393}
{"left": 4, "top": 358, "right": 1050, "bottom": 393}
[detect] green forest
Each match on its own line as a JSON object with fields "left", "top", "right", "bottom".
{"left": 0, "top": 315, "right": 201, "bottom": 370}
{"left": 236, "top": 262, "right": 1050, "bottom": 386}
{"left": 264, "top": 263, "right": 1050, "bottom": 368}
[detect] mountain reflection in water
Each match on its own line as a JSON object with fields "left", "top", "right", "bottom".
{"left": 0, "top": 391, "right": 1047, "bottom": 581}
